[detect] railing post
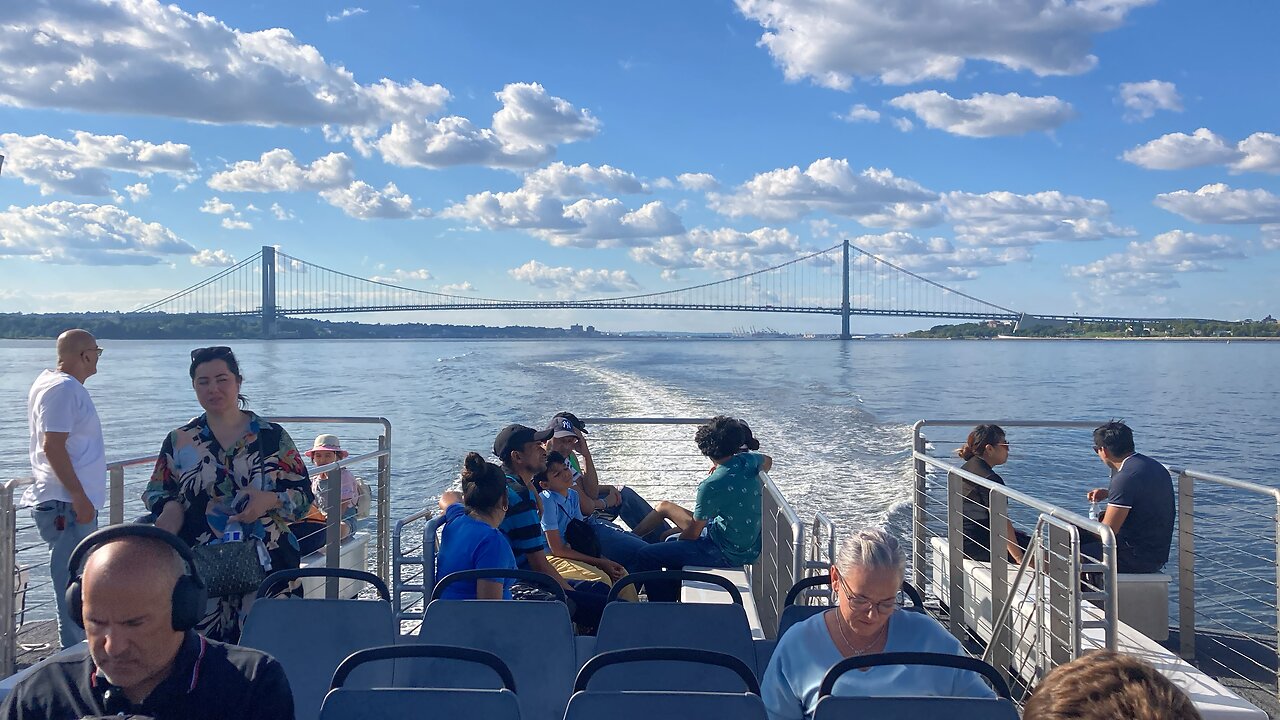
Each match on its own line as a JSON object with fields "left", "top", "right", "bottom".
{"left": 377, "top": 431, "right": 391, "bottom": 585}
{"left": 1178, "top": 470, "right": 1196, "bottom": 661}
{"left": 109, "top": 465, "right": 124, "bottom": 525}
{"left": 946, "top": 470, "right": 966, "bottom": 639}
{"left": 324, "top": 460, "right": 342, "bottom": 600}
{"left": 0, "top": 482, "right": 18, "bottom": 678}
{"left": 988, "top": 491, "right": 1012, "bottom": 684}
{"left": 912, "top": 423, "right": 928, "bottom": 591}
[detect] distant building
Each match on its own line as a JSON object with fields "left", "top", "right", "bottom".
{"left": 586, "top": 325, "right": 596, "bottom": 334}
{"left": 570, "top": 323, "right": 584, "bottom": 333}
{"left": 1263, "top": 315, "right": 1277, "bottom": 325}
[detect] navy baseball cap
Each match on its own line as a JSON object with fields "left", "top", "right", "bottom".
{"left": 494, "top": 424, "right": 553, "bottom": 459}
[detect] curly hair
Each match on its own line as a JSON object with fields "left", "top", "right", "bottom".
{"left": 1023, "top": 651, "right": 1202, "bottom": 720}
{"left": 695, "top": 415, "right": 747, "bottom": 460}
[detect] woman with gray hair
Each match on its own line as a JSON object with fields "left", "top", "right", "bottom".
{"left": 761, "top": 527, "right": 994, "bottom": 719}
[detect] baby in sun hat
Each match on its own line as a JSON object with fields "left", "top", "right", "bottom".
{"left": 305, "top": 433, "right": 358, "bottom": 530}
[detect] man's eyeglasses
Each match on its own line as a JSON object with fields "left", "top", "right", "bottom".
{"left": 82, "top": 347, "right": 103, "bottom": 359}
{"left": 836, "top": 573, "right": 898, "bottom": 615}
{"left": 191, "top": 346, "right": 233, "bottom": 362}
{"left": 1092, "top": 445, "right": 1102, "bottom": 453}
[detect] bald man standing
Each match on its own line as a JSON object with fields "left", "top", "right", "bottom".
{"left": 26, "top": 329, "right": 106, "bottom": 649}
{"left": 0, "top": 534, "right": 293, "bottom": 719}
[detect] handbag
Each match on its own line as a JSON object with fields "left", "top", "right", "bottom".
{"left": 191, "top": 539, "right": 267, "bottom": 598}
{"left": 564, "top": 518, "right": 601, "bottom": 557}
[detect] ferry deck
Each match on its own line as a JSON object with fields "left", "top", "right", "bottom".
{"left": 0, "top": 416, "right": 1275, "bottom": 718}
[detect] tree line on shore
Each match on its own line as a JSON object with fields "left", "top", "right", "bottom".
{"left": 908, "top": 318, "right": 1280, "bottom": 339}
{"left": 0, "top": 313, "right": 591, "bottom": 339}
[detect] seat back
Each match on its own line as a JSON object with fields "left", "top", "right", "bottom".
{"left": 241, "top": 572, "right": 395, "bottom": 720}
{"left": 779, "top": 577, "right": 925, "bottom": 638}
{"left": 575, "top": 648, "right": 759, "bottom": 694}
{"left": 323, "top": 646, "right": 519, "bottom": 720}
{"left": 593, "top": 602, "right": 756, "bottom": 690}
{"left": 414, "top": 599, "right": 575, "bottom": 720}
{"left": 813, "top": 696, "right": 1020, "bottom": 720}
{"left": 321, "top": 688, "right": 521, "bottom": 720}
{"left": 565, "top": 691, "right": 767, "bottom": 720}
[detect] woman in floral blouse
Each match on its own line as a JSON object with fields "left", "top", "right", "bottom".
{"left": 145, "top": 346, "right": 314, "bottom": 643}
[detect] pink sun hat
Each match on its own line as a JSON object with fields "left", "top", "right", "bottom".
{"left": 304, "top": 433, "right": 349, "bottom": 459}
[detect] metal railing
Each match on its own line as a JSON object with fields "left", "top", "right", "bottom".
{"left": 1170, "top": 466, "right": 1280, "bottom": 703}
{"left": 752, "top": 470, "right": 804, "bottom": 638}
{"left": 0, "top": 416, "right": 392, "bottom": 677}
{"left": 911, "top": 420, "right": 1120, "bottom": 697}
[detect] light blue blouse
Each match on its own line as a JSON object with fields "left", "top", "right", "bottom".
{"left": 761, "top": 609, "right": 995, "bottom": 720}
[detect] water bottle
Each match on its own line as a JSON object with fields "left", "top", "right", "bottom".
{"left": 1088, "top": 500, "right": 1100, "bottom": 520}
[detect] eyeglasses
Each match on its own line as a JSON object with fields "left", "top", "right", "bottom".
{"left": 836, "top": 573, "right": 898, "bottom": 615}
{"left": 996, "top": 442, "right": 1010, "bottom": 448}
{"left": 191, "top": 346, "right": 233, "bottom": 362}
{"left": 82, "top": 347, "right": 103, "bottom": 358}
{"left": 1092, "top": 445, "right": 1102, "bottom": 453}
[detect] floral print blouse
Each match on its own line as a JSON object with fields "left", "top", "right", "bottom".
{"left": 145, "top": 412, "right": 314, "bottom": 552}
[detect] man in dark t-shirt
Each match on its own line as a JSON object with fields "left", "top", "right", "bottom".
{"left": 1082, "top": 422, "right": 1174, "bottom": 574}
{"left": 0, "top": 534, "right": 292, "bottom": 720}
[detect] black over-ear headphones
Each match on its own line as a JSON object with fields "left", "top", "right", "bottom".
{"left": 66, "top": 524, "right": 208, "bottom": 632}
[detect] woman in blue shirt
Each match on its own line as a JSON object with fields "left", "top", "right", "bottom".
{"left": 435, "top": 452, "right": 516, "bottom": 600}
{"left": 761, "top": 528, "right": 995, "bottom": 719}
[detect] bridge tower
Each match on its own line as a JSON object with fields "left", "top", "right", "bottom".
{"left": 841, "top": 238, "right": 851, "bottom": 340}
{"left": 261, "top": 245, "right": 277, "bottom": 338}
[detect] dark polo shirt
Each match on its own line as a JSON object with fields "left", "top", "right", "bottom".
{"left": 1107, "top": 452, "right": 1175, "bottom": 572}
{"left": 0, "top": 631, "right": 293, "bottom": 720}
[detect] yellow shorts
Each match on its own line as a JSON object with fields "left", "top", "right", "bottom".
{"left": 548, "top": 556, "right": 638, "bottom": 602}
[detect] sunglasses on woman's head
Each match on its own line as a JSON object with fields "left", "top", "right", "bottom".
{"left": 190, "top": 346, "right": 234, "bottom": 362}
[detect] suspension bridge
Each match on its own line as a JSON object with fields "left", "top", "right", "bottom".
{"left": 132, "top": 244, "right": 1191, "bottom": 339}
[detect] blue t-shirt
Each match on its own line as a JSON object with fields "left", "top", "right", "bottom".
{"left": 436, "top": 503, "right": 516, "bottom": 600}
{"left": 761, "top": 609, "right": 995, "bottom": 719}
{"left": 540, "top": 488, "right": 583, "bottom": 539}
{"left": 1107, "top": 452, "right": 1175, "bottom": 571}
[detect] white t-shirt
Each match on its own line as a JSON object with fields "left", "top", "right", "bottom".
{"left": 24, "top": 370, "right": 107, "bottom": 509}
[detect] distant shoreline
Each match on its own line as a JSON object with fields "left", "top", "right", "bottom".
{"left": 990, "top": 335, "right": 1279, "bottom": 342}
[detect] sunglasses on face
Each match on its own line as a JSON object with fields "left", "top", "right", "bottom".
{"left": 191, "top": 346, "right": 234, "bottom": 363}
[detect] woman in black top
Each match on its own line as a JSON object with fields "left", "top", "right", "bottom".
{"left": 951, "top": 424, "right": 1029, "bottom": 563}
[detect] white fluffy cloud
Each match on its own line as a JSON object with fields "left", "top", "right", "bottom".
{"left": 124, "top": 183, "right": 150, "bottom": 202}
{"left": 270, "top": 203, "right": 295, "bottom": 221}
{"left": 1154, "top": 184, "right": 1280, "bottom": 225}
{"left": 192, "top": 248, "right": 236, "bottom": 267}
{"left": 1068, "top": 230, "right": 1245, "bottom": 295}
{"left": 676, "top": 173, "right": 721, "bottom": 191}
{"left": 0, "top": 0, "right": 449, "bottom": 129}
{"left": 326, "top": 7, "right": 367, "bottom": 22}
{"left": 318, "top": 181, "right": 423, "bottom": 220}
{"left": 1118, "top": 80, "right": 1183, "bottom": 121}
{"left": 889, "top": 92, "right": 1074, "bottom": 137}
{"left": 944, "top": 190, "right": 1136, "bottom": 246}
{"left": 0, "top": 201, "right": 195, "bottom": 264}
{"left": 369, "top": 268, "right": 432, "bottom": 284}
{"left": 221, "top": 217, "right": 252, "bottom": 231}
{"left": 0, "top": 131, "right": 194, "bottom": 196}
{"left": 629, "top": 227, "right": 805, "bottom": 273}
{"left": 708, "top": 158, "right": 939, "bottom": 227}
{"left": 200, "top": 197, "right": 237, "bottom": 215}
{"left": 734, "top": 0, "right": 1151, "bottom": 88}
{"left": 838, "top": 104, "right": 881, "bottom": 123}
{"left": 520, "top": 162, "right": 648, "bottom": 198}
{"left": 372, "top": 83, "right": 599, "bottom": 169}
{"left": 441, "top": 163, "right": 683, "bottom": 246}
{"left": 208, "top": 150, "right": 354, "bottom": 192}
{"left": 1122, "top": 129, "right": 1280, "bottom": 173}
{"left": 508, "top": 260, "right": 640, "bottom": 294}
{"left": 440, "top": 281, "right": 477, "bottom": 293}
{"left": 852, "top": 231, "right": 1033, "bottom": 281}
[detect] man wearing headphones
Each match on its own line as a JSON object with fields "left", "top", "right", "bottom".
{"left": 0, "top": 525, "right": 293, "bottom": 719}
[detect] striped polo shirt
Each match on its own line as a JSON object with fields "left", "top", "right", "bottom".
{"left": 498, "top": 472, "right": 545, "bottom": 568}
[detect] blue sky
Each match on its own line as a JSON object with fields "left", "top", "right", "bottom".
{"left": 1, "top": 0, "right": 1277, "bottom": 333}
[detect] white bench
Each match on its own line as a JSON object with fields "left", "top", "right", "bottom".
{"left": 681, "top": 566, "right": 765, "bottom": 640}
{"left": 928, "top": 536, "right": 1264, "bottom": 720}
{"left": 298, "top": 531, "right": 371, "bottom": 599}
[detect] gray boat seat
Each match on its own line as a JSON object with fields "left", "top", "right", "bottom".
{"left": 240, "top": 569, "right": 394, "bottom": 720}
{"left": 813, "top": 651, "right": 1016, "bottom": 720}
{"left": 412, "top": 598, "right": 574, "bottom": 720}
{"left": 320, "top": 687, "right": 521, "bottom": 719}
{"left": 565, "top": 691, "right": 766, "bottom": 720}
{"left": 321, "top": 645, "right": 519, "bottom": 720}
{"left": 593, "top": 603, "right": 758, "bottom": 692}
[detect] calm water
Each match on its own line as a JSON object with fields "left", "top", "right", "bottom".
{"left": 2, "top": 338, "right": 1278, "bottom": 622}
